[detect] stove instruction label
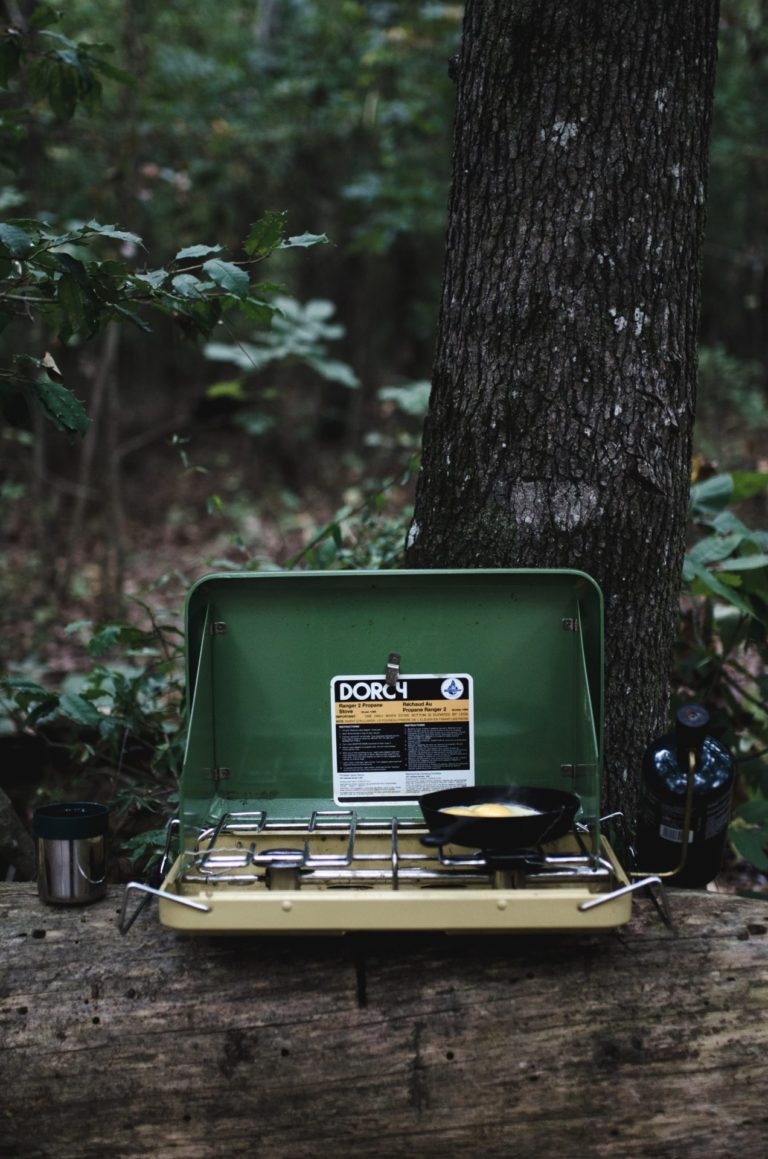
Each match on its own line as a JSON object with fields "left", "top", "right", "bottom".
{"left": 331, "top": 674, "right": 474, "bottom": 804}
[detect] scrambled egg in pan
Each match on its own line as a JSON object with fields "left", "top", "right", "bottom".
{"left": 440, "top": 802, "right": 541, "bottom": 818}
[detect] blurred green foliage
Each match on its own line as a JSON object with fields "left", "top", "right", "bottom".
{"left": 0, "top": 0, "right": 460, "bottom": 405}
{"left": 0, "top": 1, "right": 767, "bottom": 881}
{"left": 676, "top": 471, "right": 768, "bottom": 877}
{"left": 702, "top": 0, "right": 768, "bottom": 363}
{"left": 0, "top": 599, "right": 186, "bottom": 869}
{"left": 0, "top": 212, "right": 326, "bottom": 432}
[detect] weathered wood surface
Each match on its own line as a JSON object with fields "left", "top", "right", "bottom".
{"left": 1, "top": 883, "right": 767, "bottom": 1159}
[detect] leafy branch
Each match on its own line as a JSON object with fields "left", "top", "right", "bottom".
{"left": 0, "top": 10, "right": 329, "bottom": 436}
{"left": 678, "top": 469, "right": 768, "bottom": 874}
{"left": 0, "top": 210, "right": 328, "bottom": 435}
{"left": 0, "top": 4, "right": 129, "bottom": 122}
{"left": 0, "top": 610, "right": 187, "bottom": 786}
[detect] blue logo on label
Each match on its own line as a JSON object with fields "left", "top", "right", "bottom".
{"left": 441, "top": 677, "right": 464, "bottom": 700}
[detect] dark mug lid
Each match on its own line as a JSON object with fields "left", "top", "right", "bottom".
{"left": 33, "top": 801, "right": 109, "bottom": 840}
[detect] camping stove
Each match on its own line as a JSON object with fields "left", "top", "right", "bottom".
{"left": 119, "top": 569, "right": 661, "bottom": 936}
{"left": 120, "top": 809, "right": 651, "bottom": 934}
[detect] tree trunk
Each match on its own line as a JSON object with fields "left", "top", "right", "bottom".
{"left": 407, "top": 0, "right": 720, "bottom": 814}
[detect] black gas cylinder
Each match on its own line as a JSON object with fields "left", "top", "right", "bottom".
{"left": 634, "top": 705, "right": 735, "bottom": 888}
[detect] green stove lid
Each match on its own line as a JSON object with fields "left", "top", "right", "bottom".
{"left": 179, "top": 569, "right": 603, "bottom": 834}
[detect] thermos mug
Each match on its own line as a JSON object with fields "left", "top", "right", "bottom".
{"left": 32, "top": 802, "right": 109, "bottom": 904}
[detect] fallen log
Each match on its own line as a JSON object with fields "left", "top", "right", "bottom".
{"left": 1, "top": 882, "right": 767, "bottom": 1158}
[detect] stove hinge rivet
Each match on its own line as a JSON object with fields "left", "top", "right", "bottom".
{"left": 212, "top": 767, "right": 231, "bottom": 783}
{"left": 210, "top": 621, "right": 227, "bottom": 636}
{"left": 562, "top": 618, "right": 579, "bottom": 632}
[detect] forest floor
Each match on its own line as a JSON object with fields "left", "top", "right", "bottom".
{"left": 0, "top": 425, "right": 417, "bottom": 879}
{"left": 3, "top": 427, "right": 408, "bottom": 678}
{"left": 1, "top": 426, "right": 767, "bottom": 899}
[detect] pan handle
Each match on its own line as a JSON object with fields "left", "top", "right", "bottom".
{"left": 421, "top": 820, "right": 467, "bottom": 848}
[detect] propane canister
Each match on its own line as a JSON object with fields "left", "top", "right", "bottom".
{"left": 634, "top": 705, "right": 735, "bottom": 888}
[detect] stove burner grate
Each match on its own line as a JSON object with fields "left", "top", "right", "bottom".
{"left": 178, "top": 809, "right": 615, "bottom": 891}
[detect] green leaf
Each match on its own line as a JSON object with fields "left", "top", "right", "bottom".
{"left": 48, "top": 61, "right": 78, "bottom": 120}
{"left": 7, "top": 217, "right": 49, "bottom": 233}
{"left": 243, "top": 211, "right": 287, "bottom": 259}
{"left": 2, "top": 678, "right": 48, "bottom": 696}
{"left": 27, "top": 58, "right": 52, "bottom": 102}
{"left": 94, "top": 258, "right": 128, "bottom": 279}
{"left": 38, "top": 30, "right": 79, "bottom": 51}
{"left": 87, "top": 624, "right": 124, "bottom": 656}
{"left": 129, "top": 269, "right": 168, "bottom": 290}
{"left": 64, "top": 620, "right": 93, "bottom": 635}
{"left": 683, "top": 556, "right": 756, "bottom": 618}
{"left": 171, "top": 273, "right": 205, "bottom": 297}
{"left": 83, "top": 221, "right": 144, "bottom": 247}
{"left": 729, "top": 800, "right": 768, "bottom": 873}
{"left": 206, "top": 380, "right": 246, "bottom": 401}
{"left": 58, "top": 692, "right": 103, "bottom": 728}
{"left": 120, "top": 827, "right": 169, "bottom": 868}
{"left": 30, "top": 4, "right": 61, "bottom": 30}
{"left": 165, "top": 292, "right": 222, "bottom": 336}
{"left": 305, "top": 355, "right": 360, "bottom": 388}
{"left": 13, "top": 353, "right": 43, "bottom": 373}
{"left": 0, "top": 221, "right": 34, "bottom": 257}
{"left": 691, "top": 472, "right": 768, "bottom": 522}
{"left": 280, "top": 231, "right": 330, "bottom": 249}
{"left": 52, "top": 48, "right": 81, "bottom": 71}
{"left": 715, "top": 554, "right": 768, "bottom": 573}
{"left": 686, "top": 532, "right": 745, "bottom": 568}
{"left": 112, "top": 302, "right": 152, "bottom": 333}
{"left": 203, "top": 258, "right": 249, "bottom": 299}
{"left": 711, "top": 510, "right": 753, "bottom": 537}
{"left": 30, "top": 378, "right": 89, "bottom": 436}
{"left": 204, "top": 340, "right": 273, "bottom": 372}
{"left": 174, "top": 243, "right": 223, "bottom": 261}
{"left": 379, "top": 381, "right": 432, "bottom": 417}
{"left": 729, "top": 472, "right": 768, "bottom": 504}
{"left": 57, "top": 272, "right": 86, "bottom": 332}
{"left": 689, "top": 473, "right": 734, "bottom": 518}
{"left": 85, "top": 57, "right": 132, "bottom": 85}
{"left": 238, "top": 297, "right": 277, "bottom": 326}
{"left": 53, "top": 250, "right": 89, "bottom": 285}
{"left": 251, "top": 281, "right": 284, "bottom": 296}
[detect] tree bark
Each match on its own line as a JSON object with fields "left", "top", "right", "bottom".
{"left": 1, "top": 883, "right": 767, "bottom": 1158}
{"left": 407, "top": 0, "right": 720, "bottom": 814}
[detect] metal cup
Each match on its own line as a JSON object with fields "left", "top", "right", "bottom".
{"left": 32, "top": 802, "right": 109, "bottom": 905}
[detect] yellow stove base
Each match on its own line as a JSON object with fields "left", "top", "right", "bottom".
{"left": 157, "top": 842, "right": 633, "bottom": 935}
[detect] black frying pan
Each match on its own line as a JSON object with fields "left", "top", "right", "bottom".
{"left": 418, "top": 784, "right": 580, "bottom": 850}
